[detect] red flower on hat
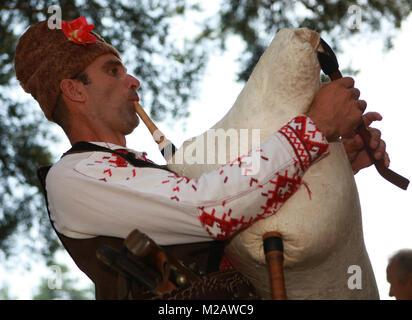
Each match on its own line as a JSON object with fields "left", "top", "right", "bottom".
{"left": 61, "top": 16, "right": 96, "bottom": 45}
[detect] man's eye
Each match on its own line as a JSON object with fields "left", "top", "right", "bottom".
{"left": 108, "top": 68, "right": 118, "bottom": 75}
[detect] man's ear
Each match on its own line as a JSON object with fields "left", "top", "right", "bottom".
{"left": 60, "top": 79, "right": 87, "bottom": 103}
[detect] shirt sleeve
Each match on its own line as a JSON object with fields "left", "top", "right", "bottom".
{"left": 46, "top": 115, "right": 329, "bottom": 244}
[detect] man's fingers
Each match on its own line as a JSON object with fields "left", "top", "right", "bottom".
{"left": 343, "top": 134, "right": 363, "bottom": 154}
{"left": 373, "top": 139, "right": 386, "bottom": 160}
{"left": 344, "top": 100, "right": 365, "bottom": 136}
{"left": 357, "top": 100, "right": 367, "bottom": 113}
{"left": 369, "top": 127, "right": 382, "bottom": 149}
{"left": 338, "top": 77, "right": 355, "bottom": 88}
{"left": 352, "top": 88, "right": 361, "bottom": 100}
{"left": 384, "top": 152, "right": 390, "bottom": 168}
{"left": 363, "top": 112, "right": 383, "bottom": 127}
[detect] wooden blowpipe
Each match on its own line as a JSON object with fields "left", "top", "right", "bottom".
{"left": 134, "top": 101, "right": 177, "bottom": 162}
{"left": 263, "top": 232, "right": 287, "bottom": 300}
{"left": 317, "top": 38, "right": 409, "bottom": 190}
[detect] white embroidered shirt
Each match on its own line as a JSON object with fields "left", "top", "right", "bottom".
{"left": 46, "top": 116, "right": 329, "bottom": 245}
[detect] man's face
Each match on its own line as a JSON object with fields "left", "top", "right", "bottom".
{"left": 83, "top": 53, "right": 141, "bottom": 136}
{"left": 387, "top": 260, "right": 412, "bottom": 300}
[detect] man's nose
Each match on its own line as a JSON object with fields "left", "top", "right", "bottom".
{"left": 126, "top": 74, "right": 140, "bottom": 91}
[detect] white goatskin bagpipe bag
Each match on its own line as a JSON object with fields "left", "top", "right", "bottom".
{"left": 167, "top": 28, "right": 379, "bottom": 299}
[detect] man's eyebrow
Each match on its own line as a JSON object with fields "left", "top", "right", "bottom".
{"left": 101, "top": 59, "right": 127, "bottom": 72}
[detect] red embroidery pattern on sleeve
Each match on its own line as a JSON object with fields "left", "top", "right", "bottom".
{"left": 229, "top": 154, "right": 248, "bottom": 168}
{"left": 197, "top": 115, "right": 328, "bottom": 240}
{"left": 165, "top": 173, "right": 194, "bottom": 201}
{"left": 198, "top": 167, "right": 303, "bottom": 239}
{"left": 259, "top": 171, "right": 301, "bottom": 215}
{"left": 279, "top": 116, "right": 329, "bottom": 170}
{"left": 199, "top": 206, "right": 252, "bottom": 240}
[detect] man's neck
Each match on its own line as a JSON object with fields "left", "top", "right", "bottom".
{"left": 67, "top": 124, "right": 127, "bottom": 147}
{"left": 70, "top": 136, "right": 127, "bottom": 147}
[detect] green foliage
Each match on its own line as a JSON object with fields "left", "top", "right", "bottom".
{"left": 0, "top": 282, "right": 17, "bottom": 299}
{"left": 205, "top": 0, "right": 412, "bottom": 82}
{"left": 0, "top": 91, "right": 57, "bottom": 261}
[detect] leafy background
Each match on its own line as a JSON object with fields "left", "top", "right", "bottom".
{"left": 0, "top": 0, "right": 411, "bottom": 299}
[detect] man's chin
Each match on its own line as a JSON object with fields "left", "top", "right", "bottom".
{"left": 125, "top": 116, "right": 139, "bottom": 135}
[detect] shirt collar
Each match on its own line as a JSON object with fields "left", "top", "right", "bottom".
{"left": 88, "top": 141, "right": 148, "bottom": 159}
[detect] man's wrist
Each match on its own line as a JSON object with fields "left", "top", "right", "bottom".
{"left": 304, "top": 111, "right": 339, "bottom": 142}
{"left": 279, "top": 115, "right": 329, "bottom": 171}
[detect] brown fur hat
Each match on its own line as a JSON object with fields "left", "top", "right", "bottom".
{"left": 14, "top": 19, "right": 120, "bottom": 121}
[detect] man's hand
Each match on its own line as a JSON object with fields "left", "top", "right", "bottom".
{"left": 306, "top": 77, "right": 366, "bottom": 141}
{"left": 342, "top": 112, "right": 390, "bottom": 174}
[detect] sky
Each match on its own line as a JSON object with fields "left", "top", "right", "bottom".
{"left": 339, "top": 15, "right": 412, "bottom": 299}
{"left": 1, "top": 6, "right": 411, "bottom": 300}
